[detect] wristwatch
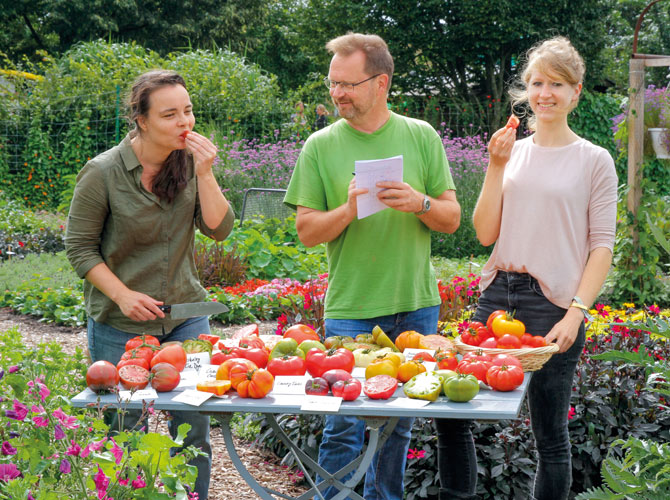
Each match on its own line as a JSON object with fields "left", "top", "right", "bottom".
{"left": 570, "top": 295, "right": 593, "bottom": 322}
{"left": 415, "top": 194, "right": 431, "bottom": 216}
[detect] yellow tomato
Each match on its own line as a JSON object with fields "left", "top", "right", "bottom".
{"left": 196, "top": 379, "right": 231, "bottom": 396}
{"left": 365, "top": 358, "right": 398, "bottom": 380}
{"left": 491, "top": 314, "right": 525, "bottom": 339}
{"left": 396, "top": 361, "right": 427, "bottom": 383}
{"left": 395, "top": 331, "right": 426, "bottom": 352}
{"left": 381, "top": 352, "right": 405, "bottom": 368}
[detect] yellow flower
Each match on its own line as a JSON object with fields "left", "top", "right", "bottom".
{"left": 622, "top": 302, "right": 635, "bottom": 308}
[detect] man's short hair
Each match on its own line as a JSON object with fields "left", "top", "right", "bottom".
{"left": 326, "top": 33, "right": 394, "bottom": 92}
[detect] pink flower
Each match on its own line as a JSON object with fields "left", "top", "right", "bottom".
{"left": 648, "top": 304, "right": 661, "bottom": 315}
{"left": 52, "top": 408, "right": 79, "bottom": 429}
{"left": 28, "top": 379, "right": 50, "bottom": 402}
{"left": 567, "top": 406, "right": 576, "bottom": 420}
{"left": 66, "top": 440, "right": 81, "bottom": 456}
{"left": 33, "top": 416, "right": 49, "bottom": 427}
{"left": 94, "top": 467, "right": 110, "bottom": 498}
{"left": 5, "top": 400, "right": 28, "bottom": 421}
{"left": 0, "top": 463, "right": 21, "bottom": 481}
{"left": 132, "top": 477, "right": 147, "bottom": 489}
{"left": 1, "top": 441, "right": 17, "bottom": 455}
{"left": 406, "top": 448, "right": 426, "bottom": 459}
{"left": 82, "top": 437, "right": 108, "bottom": 458}
{"left": 109, "top": 439, "right": 123, "bottom": 465}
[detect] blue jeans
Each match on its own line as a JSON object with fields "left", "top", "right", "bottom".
{"left": 318, "top": 305, "right": 440, "bottom": 500}
{"left": 88, "top": 316, "right": 213, "bottom": 500}
{"left": 436, "top": 271, "right": 584, "bottom": 500}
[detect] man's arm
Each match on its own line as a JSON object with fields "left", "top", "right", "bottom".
{"left": 376, "top": 181, "right": 461, "bottom": 234}
{"left": 295, "top": 178, "right": 368, "bottom": 247}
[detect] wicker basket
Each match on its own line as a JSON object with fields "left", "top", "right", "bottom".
{"left": 453, "top": 336, "right": 560, "bottom": 372}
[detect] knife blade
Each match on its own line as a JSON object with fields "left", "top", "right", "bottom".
{"left": 158, "top": 301, "right": 228, "bottom": 319}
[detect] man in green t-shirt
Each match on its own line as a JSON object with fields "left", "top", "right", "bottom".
{"left": 284, "top": 33, "right": 461, "bottom": 500}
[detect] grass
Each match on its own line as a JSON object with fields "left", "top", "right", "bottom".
{"left": 0, "top": 251, "right": 78, "bottom": 292}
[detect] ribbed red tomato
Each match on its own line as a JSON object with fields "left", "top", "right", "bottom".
{"left": 150, "top": 362, "right": 181, "bottom": 392}
{"left": 235, "top": 369, "right": 274, "bottom": 398}
{"left": 125, "top": 334, "right": 160, "bottom": 351}
{"left": 486, "top": 364, "right": 524, "bottom": 392}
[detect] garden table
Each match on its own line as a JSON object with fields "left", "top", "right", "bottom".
{"left": 71, "top": 373, "right": 530, "bottom": 500}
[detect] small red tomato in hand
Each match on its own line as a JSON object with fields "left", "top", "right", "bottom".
{"left": 505, "top": 115, "right": 520, "bottom": 129}
{"left": 180, "top": 130, "right": 189, "bottom": 139}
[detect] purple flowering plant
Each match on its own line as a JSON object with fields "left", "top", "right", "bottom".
{"left": 0, "top": 328, "right": 202, "bottom": 499}
{"left": 612, "top": 85, "right": 670, "bottom": 156}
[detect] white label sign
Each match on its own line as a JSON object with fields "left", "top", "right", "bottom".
{"left": 273, "top": 376, "right": 310, "bottom": 395}
{"left": 200, "top": 364, "right": 220, "bottom": 380}
{"left": 172, "top": 389, "right": 213, "bottom": 406}
{"left": 301, "top": 395, "right": 343, "bottom": 413}
{"left": 184, "top": 353, "right": 210, "bottom": 372}
{"left": 130, "top": 388, "right": 158, "bottom": 401}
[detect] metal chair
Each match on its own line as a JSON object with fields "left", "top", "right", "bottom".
{"left": 238, "top": 188, "right": 292, "bottom": 226}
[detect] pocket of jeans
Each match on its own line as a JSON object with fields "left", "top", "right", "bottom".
{"left": 529, "top": 279, "right": 547, "bottom": 298}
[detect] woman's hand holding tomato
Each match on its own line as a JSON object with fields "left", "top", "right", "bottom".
{"left": 487, "top": 126, "right": 516, "bottom": 169}
{"left": 185, "top": 130, "right": 218, "bottom": 177}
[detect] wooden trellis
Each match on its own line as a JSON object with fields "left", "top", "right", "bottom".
{"left": 627, "top": 0, "right": 670, "bottom": 215}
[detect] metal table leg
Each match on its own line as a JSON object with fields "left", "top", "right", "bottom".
{"left": 212, "top": 413, "right": 398, "bottom": 500}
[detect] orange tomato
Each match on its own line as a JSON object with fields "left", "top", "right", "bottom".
{"left": 196, "top": 379, "right": 231, "bottom": 396}
{"left": 486, "top": 310, "right": 507, "bottom": 331}
{"left": 365, "top": 358, "right": 398, "bottom": 380}
{"left": 395, "top": 331, "right": 426, "bottom": 352}
{"left": 396, "top": 361, "right": 426, "bottom": 383}
{"left": 435, "top": 349, "right": 458, "bottom": 370}
{"left": 236, "top": 369, "right": 274, "bottom": 398}
{"left": 216, "top": 358, "right": 258, "bottom": 382}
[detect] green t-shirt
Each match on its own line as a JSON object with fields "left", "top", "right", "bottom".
{"left": 284, "top": 112, "right": 455, "bottom": 319}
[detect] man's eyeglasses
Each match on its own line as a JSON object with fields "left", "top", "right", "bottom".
{"left": 323, "top": 74, "right": 381, "bottom": 93}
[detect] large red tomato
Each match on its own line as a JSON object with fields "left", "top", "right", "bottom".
{"left": 233, "top": 345, "right": 269, "bottom": 369}
{"left": 210, "top": 347, "right": 239, "bottom": 365}
{"left": 435, "top": 350, "right": 458, "bottom": 371}
{"left": 462, "top": 350, "right": 494, "bottom": 364}
{"left": 283, "top": 324, "right": 320, "bottom": 345}
{"left": 125, "top": 334, "right": 160, "bottom": 351}
{"left": 331, "top": 378, "right": 362, "bottom": 401}
{"left": 363, "top": 375, "right": 398, "bottom": 400}
{"left": 121, "top": 347, "right": 154, "bottom": 366}
{"left": 490, "top": 354, "right": 522, "bottom": 369}
{"left": 457, "top": 358, "right": 491, "bottom": 383}
{"left": 266, "top": 356, "right": 307, "bottom": 376}
{"left": 117, "top": 357, "right": 150, "bottom": 371}
{"left": 150, "top": 363, "right": 181, "bottom": 392}
{"left": 150, "top": 344, "right": 187, "bottom": 371}
{"left": 237, "top": 336, "right": 266, "bottom": 350}
{"left": 486, "top": 364, "right": 524, "bottom": 392}
{"left": 86, "top": 361, "right": 119, "bottom": 393}
{"left": 496, "top": 334, "right": 522, "bottom": 349}
{"left": 236, "top": 369, "right": 274, "bottom": 398}
{"left": 118, "top": 365, "right": 150, "bottom": 390}
{"left": 305, "top": 348, "right": 355, "bottom": 377}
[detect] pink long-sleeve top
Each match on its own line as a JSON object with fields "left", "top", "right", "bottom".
{"left": 479, "top": 136, "right": 618, "bottom": 309}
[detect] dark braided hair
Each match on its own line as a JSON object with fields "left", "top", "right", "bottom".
{"left": 127, "top": 70, "right": 190, "bottom": 203}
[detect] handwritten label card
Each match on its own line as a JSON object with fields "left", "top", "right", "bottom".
{"left": 273, "top": 376, "right": 309, "bottom": 395}
{"left": 184, "top": 353, "right": 210, "bottom": 373}
{"left": 130, "top": 388, "right": 158, "bottom": 401}
{"left": 355, "top": 155, "right": 403, "bottom": 219}
{"left": 176, "top": 370, "right": 199, "bottom": 390}
{"left": 172, "top": 389, "right": 212, "bottom": 406}
{"left": 199, "top": 364, "right": 219, "bottom": 380}
{"left": 301, "top": 395, "right": 342, "bottom": 413}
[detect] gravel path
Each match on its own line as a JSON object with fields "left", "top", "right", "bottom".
{"left": 0, "top": 308, "right": 309, "bottom": 499}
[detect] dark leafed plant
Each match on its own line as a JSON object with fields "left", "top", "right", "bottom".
{"left": 193, "top": 240, "right": 248, "bottom": 288}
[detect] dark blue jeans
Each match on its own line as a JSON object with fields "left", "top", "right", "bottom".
{"left": 436, "top": 271, "right": 584, "bottom": 500}
{"left": 319, "top": 305, "right": 440, "bottom": 500}
{"left": 88, "top": 316, "right": 213, "bottom": 499}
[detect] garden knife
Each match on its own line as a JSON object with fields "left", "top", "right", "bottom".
{"left": 158, "top": 301, "right": 228, "bottom": 319}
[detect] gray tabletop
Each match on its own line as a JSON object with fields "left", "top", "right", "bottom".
{"left": 70, "top": 373, "right": 530, "bottom": 420}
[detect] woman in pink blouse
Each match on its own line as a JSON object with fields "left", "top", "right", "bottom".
{"left": 435, "top": 37, "right": 618, "bottom": 500}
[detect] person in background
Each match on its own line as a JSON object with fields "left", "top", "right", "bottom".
{"left": 65, "top": 70, "right": 234, "bottom": 500}
{"left": 314, "top": 103, "right": 330, "bottom": 130}
{"left": 292, "top": 100, "right": 307, "bottom": 126}
{"left": 436, "top": 36, "right": 617, "bottom": 500}
{"left": 284, "top": 33, "right": 460, "bottom": 500}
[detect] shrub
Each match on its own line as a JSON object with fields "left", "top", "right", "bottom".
{"left": 194, "top": 240, "right": 248, "bottom": 288}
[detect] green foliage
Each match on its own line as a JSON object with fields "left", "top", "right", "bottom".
{"left": 432, "top": 256, "right": 488, "bottom": 283}
{"left": 606, "top": 182, "right": 670, "bottom": 306}
{"left": 571, "top": 90, "right": 622, "bottom": 156}
{"left": 223, "top": 216, "right": 327, "bottom": 282}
